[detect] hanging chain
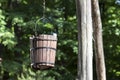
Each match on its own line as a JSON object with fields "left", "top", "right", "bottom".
{"left": 43, "top": 0, "right": 46, "bottom": 18}
{"left": 35, "top": 22, "right": 37, "bottom": 36}
{"left": 41, "top": 0, "right": 47, "bottom": 24}
{"left": 34, "top": 0, "right": 46, "bottom": 36}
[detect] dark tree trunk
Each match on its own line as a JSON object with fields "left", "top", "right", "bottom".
{"left": 92, "top": 0, "right": 106, "bottom": 80}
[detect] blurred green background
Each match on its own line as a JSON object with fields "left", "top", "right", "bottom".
{"left": 0, "top": 0, "right": 120, "bottom": 80}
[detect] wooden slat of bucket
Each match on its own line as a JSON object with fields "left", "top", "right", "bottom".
{"left": 51, "top": 39, "right": 57, "bottom": 65}
{"left": 36, "top": 39, "right": 39, "bottom": 63}
{"left": 38, "top": 37, "right": 43, "bottom": 64}
{"left": 39, "top": 35, "right": 46, "bottom": 62}
{"left": 30, "top": 37, "right": 36, "bottom": 63}
{"left": 30, "top": 38, "right": 33, "bottom": 63}
{"left": 42, "top": 35, "right": 47, "bottom": 65}
{"left": 39, "top": 35, "right": 47, "bottom": 65}
{"left": 46, "top": 35, "right": 55, "bottom": 66}
{"left": 42, "top": 35, "right": 47, "bottom": 66}
{"left": 35, "top": 36, "right": 40, "bottom": 63}
{"left": 50, "top": 50, "right": 55, "bottom": 65}
{"left": 41, "top": 49, "right": 47, "bottom": 64}
{"left": 45, "top": 35, "right": 50, "bottom": 66}
{"left": 49, "top": 35, "right": 57, "bottom": 66}
{"left": 49, "top": 35, "right": 52, "bottom": 66}
{"left": 39, "top": 35, "right": 43, "bottom": 64}
{"left": 49, "top": 36, "right": 53, "bottom": 66}
{"left": 34, "top": 38, "right": 37, "bottom": 63}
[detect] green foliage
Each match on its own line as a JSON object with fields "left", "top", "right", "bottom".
{"left": 0, "top": 27, "right": 16, "bottom": 49}
{"left": 101, "top": 0, "right": 120, "bottom": 80}
{"left": 0, "top": 9, "right": 16, "bottom": 49}
{"left": 3, "top": 60, "right": 21, "bottom": 75}
{"left": 0, "top": 9, "right": 6, "bottom": 29}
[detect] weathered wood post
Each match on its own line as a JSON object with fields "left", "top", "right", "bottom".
{"left": 76, "top": 0, "right": 93, "bottom": 80}
{"left": 92, "top": 0, "right": 106, "bottom": 80}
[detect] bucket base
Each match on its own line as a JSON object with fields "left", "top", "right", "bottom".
{"left": 31, "top": 63, "right": 54, "bottom": 70}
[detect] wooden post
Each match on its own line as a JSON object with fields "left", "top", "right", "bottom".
{"left": 92, "top": 0, "right": 106, "bottom": 80}
{"left": 86, "top": 0, "right": 93, "bottom": 80}
{"left": 76, "top": 0, "right": 93, "bottom": 80}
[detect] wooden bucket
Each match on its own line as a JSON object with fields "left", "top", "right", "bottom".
{"left": 30, "top": 34, "right": 57, "bottom": 70}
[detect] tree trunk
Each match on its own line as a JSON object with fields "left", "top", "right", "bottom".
{"left": 86, "top": 0, "right": 93, "bottom": 80}
{"left": 92, "top": 0, "right": 106, "bottom": 80}
{"left": 76, "top": 0, "right": 93, "bottom": 80}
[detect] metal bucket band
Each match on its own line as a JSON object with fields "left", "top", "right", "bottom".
{"left": 34, "top": 62, "right": 54, "bottom": 65}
